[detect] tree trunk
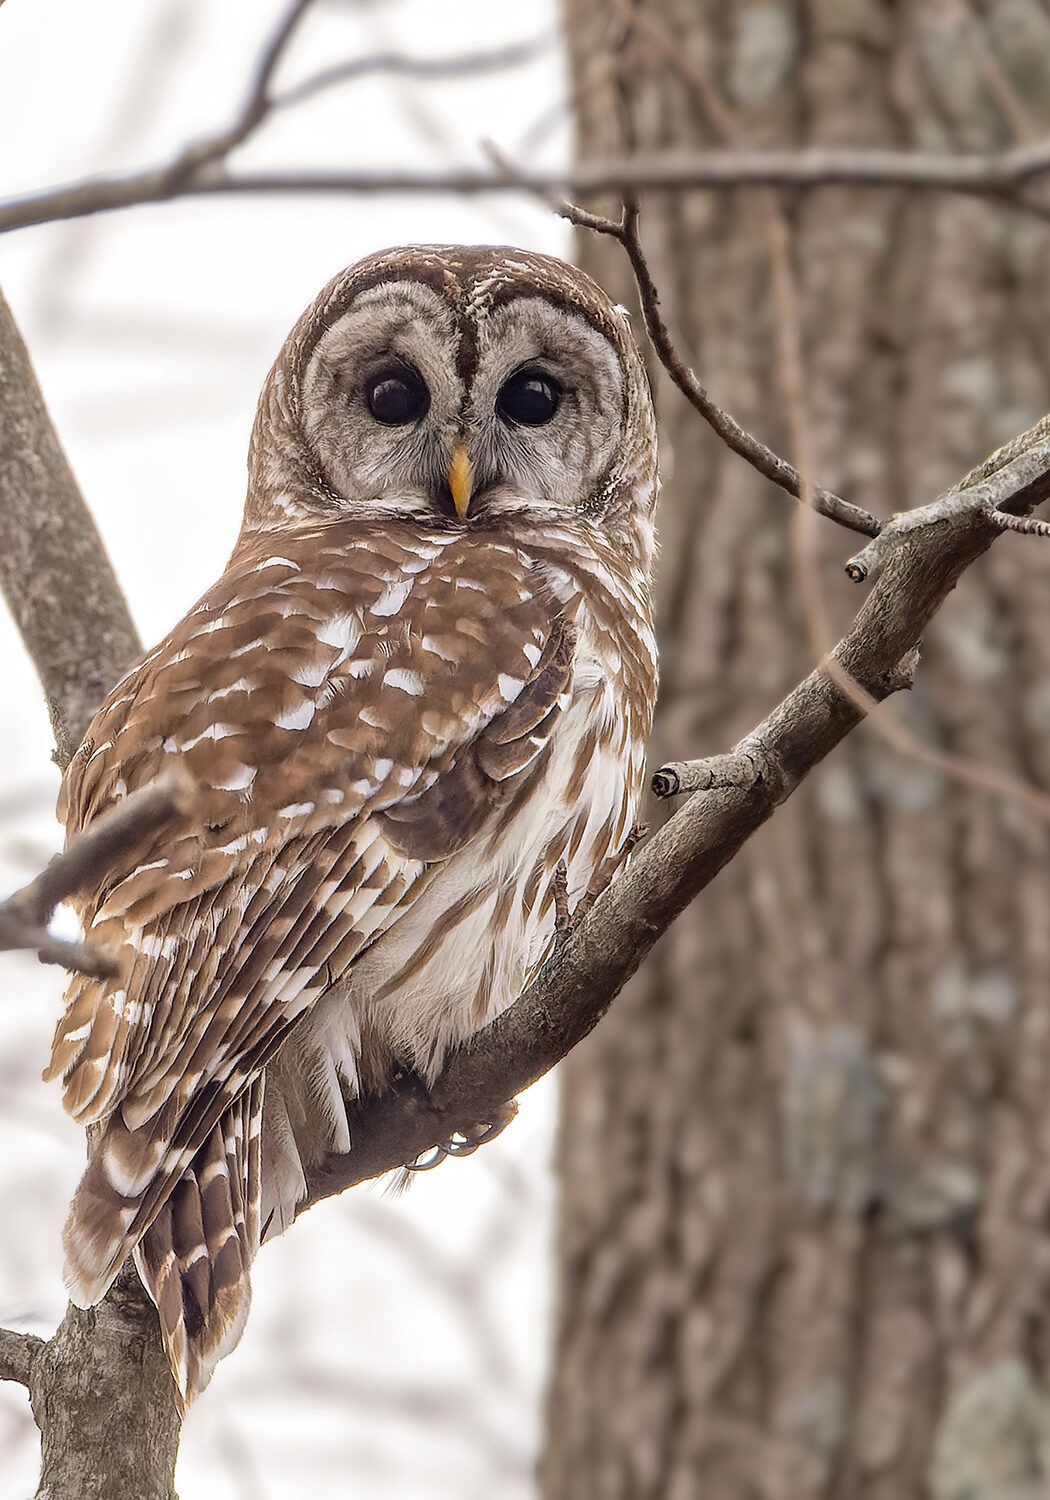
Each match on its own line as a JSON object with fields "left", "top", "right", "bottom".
{"left": 547, "top": 4, "right": 1050, "bottom": 1497}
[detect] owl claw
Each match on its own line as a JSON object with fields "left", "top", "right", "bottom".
{"left": 405, "top": 1099, "right": 519, "bottom": 1172}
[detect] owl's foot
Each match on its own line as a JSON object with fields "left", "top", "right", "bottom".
{"left": 405, "top": 1099, "right": 519, "bottom": 1172}
{"left": 595, "top": 821, "right": 648, "bottom": 895}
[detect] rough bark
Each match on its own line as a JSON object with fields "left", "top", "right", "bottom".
{"left": 0, "top": 287, "right": 140, "bottom": 767}
{"left": 547, "top": 4, "right": 1050, "bottom": 1499}
{"left": 28, "top": 1268, "right": 180, "bottom": 1500}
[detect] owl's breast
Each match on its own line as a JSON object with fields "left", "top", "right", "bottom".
{"left": 278, "top": 615, "right": 642, "bottom": 1094}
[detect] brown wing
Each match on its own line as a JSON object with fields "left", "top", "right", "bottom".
{"left": 49, "top": 520, "right": 578, "bottom": 1304}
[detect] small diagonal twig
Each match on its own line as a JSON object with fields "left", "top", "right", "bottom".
{"left": 480, "top": 131, "right": 880, "bottom": 540}
{"left": 555, "top": 196, "right": 881, "bottom": 539}
{"left": 0, "top": 912, "right": 121, "bottom": 979}
{"left": 573, "top": 2, "right": 879, "bottom": 540}
{"left": 947, "top": 0, "right": 1037, "bottom": 145}
{"left": 166, "top": 0, "right": 316, "bottom": 183}
{"left": 0, "top": 766, "right": 197, "bottom": 977}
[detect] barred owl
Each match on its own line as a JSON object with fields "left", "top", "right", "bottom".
{"left": 46, "top": 246, "right": 659, "bottom": 1405}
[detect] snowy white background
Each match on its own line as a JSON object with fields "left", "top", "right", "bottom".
{"left": 0, "top": 2, "right": 570, "bottom": 1495}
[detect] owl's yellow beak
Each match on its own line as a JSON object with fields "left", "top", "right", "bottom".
{"left": 449, "top": 444, "right": 473, "bottom": 519}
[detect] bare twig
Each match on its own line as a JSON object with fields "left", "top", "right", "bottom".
{"left": 0, "top": 768, "right": 197, "bottom": 976}
{"left": 949, "top": 0, "right": 1038, "bottom": 144}
{"left": 0, "top": 914, "right": 119, "bottom": 979}
{"left": 601, "top": 11, "right": 882, "bottom": 544}
{"left": 0, "top": 0, "right": 315, "bottom": 242}
{"left": 9, "top": 142, "right": 1050, "bottom": 237}
{"left": 171, "top": 0, "right": 316, "bottom": 178}
{"left": 650, "top": 752, "right": 770, "bottom": 798}
{"left": 274, "top": 30, "right": 555, "bottom": 112}
{"left": 0, "top": 1326, "right": 44, "bottom": 1388}
{"left": 550, "top": 195, "right": 881, "bottom": 538}
{"left": 6, "top": 767, "right": 196, "bottom": 925}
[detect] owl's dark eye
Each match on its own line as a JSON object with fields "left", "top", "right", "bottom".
{"left": 496, "top": 369, "right": 561, "bottom": 427}
{"left": 366, "top": 366, "right": 430, "bottom": 425}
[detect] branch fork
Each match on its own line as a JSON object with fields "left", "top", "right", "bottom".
{"left": 846, "top": 420, "right": 1050, "bottom": 583}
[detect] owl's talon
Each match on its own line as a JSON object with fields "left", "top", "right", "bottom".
{"left": 405, "top": 1099, "right": 519, "bottom": 1170}
{"left": 404, "top": 1144, "right": 450, "bottom": 1173}
{"left": 552, "top": 862, "right": 572, "bottom": 940}
{"left": 576, "top": 823, "right": 649, "bottom": 920}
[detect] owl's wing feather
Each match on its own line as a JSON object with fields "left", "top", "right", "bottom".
{"left": 50, "top": 525, "right": 579, "bottom": 1311}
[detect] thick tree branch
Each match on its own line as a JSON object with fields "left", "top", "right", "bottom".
{"left": 0, "top": 1326, "right": 43, "bottom": 1388}
{"left": 8, "top": 143, "right": 1050, "bottom": 237}
{"left": 301, "top": 416, "right": 1050, "bottom": 1207}
{"left": 26, "top": 1267, "right": 180, "bottom": 1500}
{"left": 0, "top": 288, "right": 140, "bottom": 767}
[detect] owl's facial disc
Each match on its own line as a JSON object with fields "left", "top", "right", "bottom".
{"left": 466, "top": 297, "right": 625, "bottom": 521}
{"left": 300, "top": 281, "right": 462, "bottom": 518}
{"left": 299, "top": 281, "right": 625, "bottom": 524}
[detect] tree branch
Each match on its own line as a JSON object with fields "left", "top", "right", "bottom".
{"left": 0, "top": 768, "right": 198, "bottom": 976}
{"left": 0, "top": 1326, "right": 43, "bottom": 1388}
{"left": 163, "top": 0, "right": 314, "bottom": 184}
{"left": 0, "top": 288, "right": 141, "bottom": 767}
{"left": 554, "top": 197, "right": 881, "bottom": 537}
{"left": 27, "top": 1266, "right": 181, "bottom": 1500}
{"left": 476, "top": 131, "right": 884, "bottom": 542}
{"left": 8, "top": 143, "right": 1050, "bottom": 237}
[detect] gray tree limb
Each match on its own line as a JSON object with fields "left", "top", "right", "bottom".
{"left": 0, "top": 288, "right": 140, "bottom": 767}
{"left": 0, "top": 1326, "right": 43, "bottom": 1387}
{"left": 27, "top": 1269, "right": 181, "bottom": 1500}
{"left": 7, "top": 143, "right": 1050, "bottom": 237}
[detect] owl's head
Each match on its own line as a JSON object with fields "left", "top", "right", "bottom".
{"left": 245, "top": 246, "right": 657, "bottom": 555}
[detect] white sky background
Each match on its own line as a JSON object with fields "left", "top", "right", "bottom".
{"left": 0, "top": 2, "right": 570, "bottom": 1495}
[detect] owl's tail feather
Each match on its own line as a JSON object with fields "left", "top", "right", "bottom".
{"left": 63, "top": 1079, "right": 264, "bottom": 1409}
